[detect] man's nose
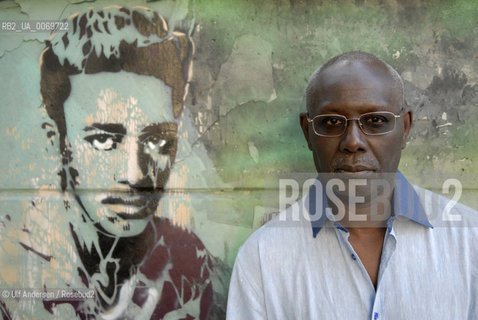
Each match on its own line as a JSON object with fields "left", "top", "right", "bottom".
{"left": 338, "top": 119, "right": 367, "bottom": 153}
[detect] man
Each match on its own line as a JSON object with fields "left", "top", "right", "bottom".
{"left": 12, "top": 6, "right": 219, "bottom": 319}
{"left": 227, "top": 51, "right": 478, "bottom": 319}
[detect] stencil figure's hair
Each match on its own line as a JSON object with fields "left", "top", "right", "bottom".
{"left": 40, "top": 6, "right": 193, "bottom": 184}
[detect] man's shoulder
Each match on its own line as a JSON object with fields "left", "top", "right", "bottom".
{"left": 413, "top": 184, "right": 478, "bottom": 228}
{"left": 236, "top": 206, "right": 310, "bottom": 259}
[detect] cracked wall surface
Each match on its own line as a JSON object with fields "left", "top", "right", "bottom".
{"left": 0, "top": 0, "right": 477, "bottom": 318}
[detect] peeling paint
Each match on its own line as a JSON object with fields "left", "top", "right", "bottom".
{"left": 1, "top": 0, "right": 478, "bottom": 318}
{"left": 212, "top": 34, "right": 275, "bottom": 116}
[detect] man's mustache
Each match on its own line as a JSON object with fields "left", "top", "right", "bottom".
{"left": 331, "top": 157, "right": 380, "bottom": 171}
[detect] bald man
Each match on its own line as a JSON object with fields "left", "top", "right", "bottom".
{"left": 226, "top": 52, "right": 478, "bottom": 319}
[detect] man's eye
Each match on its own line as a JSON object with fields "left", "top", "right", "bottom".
{"left": 365, "top": 115, "right": 387, "bottom": 124}
{"left": 84, "top": 134, "right": 117, "bottom": 151}
{"left": 323, "top": 117, "right": 344, "bottom": 126}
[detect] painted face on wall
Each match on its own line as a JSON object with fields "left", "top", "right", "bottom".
{"left": 64, "top": 71, "right": 179, "bottom": 236}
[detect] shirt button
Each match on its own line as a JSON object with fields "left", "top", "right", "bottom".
{"left": 374, "top": 312, "right": 379, "bottom": 319}
{"left": 351, "top": 253, "right": 357, "bottom": 261}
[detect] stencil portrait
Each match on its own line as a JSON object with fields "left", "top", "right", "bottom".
{"left": 0, "top": 6, "right": 224, "bottom": 320}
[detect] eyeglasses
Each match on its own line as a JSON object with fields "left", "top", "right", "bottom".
{"left": 307, "top": 111, "right": 401, "bottom": 137}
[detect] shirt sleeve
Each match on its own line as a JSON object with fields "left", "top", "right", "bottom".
{"left": 226, "top": 245, "right": 267, "bottom": 320}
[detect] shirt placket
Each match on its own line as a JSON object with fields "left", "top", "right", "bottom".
{"left": 331, "top": 220, "right": 376, "bottom": 317}
{"left": 331, "top": 217, "right": 398, "bottom": 320}
{"left": 370, "top": 219, "right": 398, "bottom": 320}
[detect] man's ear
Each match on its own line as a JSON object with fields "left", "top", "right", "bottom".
{"left": 299, "top": 112, "right": 313, "bottom": 150}
{"left": 401, "top": 110, "right": 412, "bottom": 149}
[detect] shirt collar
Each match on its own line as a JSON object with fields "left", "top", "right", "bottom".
{"left": 306, "top": 170, "right": 433, "bottom": 238}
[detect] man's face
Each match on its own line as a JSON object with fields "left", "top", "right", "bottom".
{"left": 64, "top": 71, "right": 178, "bottom": 236}
{"left": 300, "top": 60, "right": 411, "bottom": 184}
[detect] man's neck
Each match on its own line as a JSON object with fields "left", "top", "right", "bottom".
{"left": 329, "top": 200, "right": 392, "bottom": 229}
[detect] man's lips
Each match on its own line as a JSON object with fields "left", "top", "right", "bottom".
{"left": 334, "top": 165, "right": 376, "bottom": 173}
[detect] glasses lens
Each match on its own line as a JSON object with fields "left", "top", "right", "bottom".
{"left": 313, "top": 115, "right": 347, "bottom": 136}
{"left": 359, "top": 112, "right": 396, "bottom": 135}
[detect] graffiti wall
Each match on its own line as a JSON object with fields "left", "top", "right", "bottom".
{"left": 0, "top": 0, "right": 477, "bottom": 319}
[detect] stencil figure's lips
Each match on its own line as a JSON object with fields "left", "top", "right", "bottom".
{"left": 100, "top": 194, "right": 161, "bottom": 219}
{"left": 101, "top": 197, "right": 150, "bottom": 207}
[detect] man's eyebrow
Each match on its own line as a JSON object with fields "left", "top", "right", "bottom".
{"left": 84, "top": 123, "right": 127, "bottom": 135}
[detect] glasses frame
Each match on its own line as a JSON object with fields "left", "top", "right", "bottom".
{"left": 307, "top": 111, "right": 401, "bottom": 137}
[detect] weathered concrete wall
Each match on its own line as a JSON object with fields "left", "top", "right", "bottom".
{"left": 0, "top": 0, "right": 477, "bottom": 318}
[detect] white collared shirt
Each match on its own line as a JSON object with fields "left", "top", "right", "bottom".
{"left": 227, "top": 174, "right": 478, "bottom": 319}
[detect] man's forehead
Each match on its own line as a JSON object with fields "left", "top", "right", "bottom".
{"left": 318, "top": 59, "right": 396, "bottom": 88}
{"left": 308, "top": 59, "right": 401, "bottom": 113}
